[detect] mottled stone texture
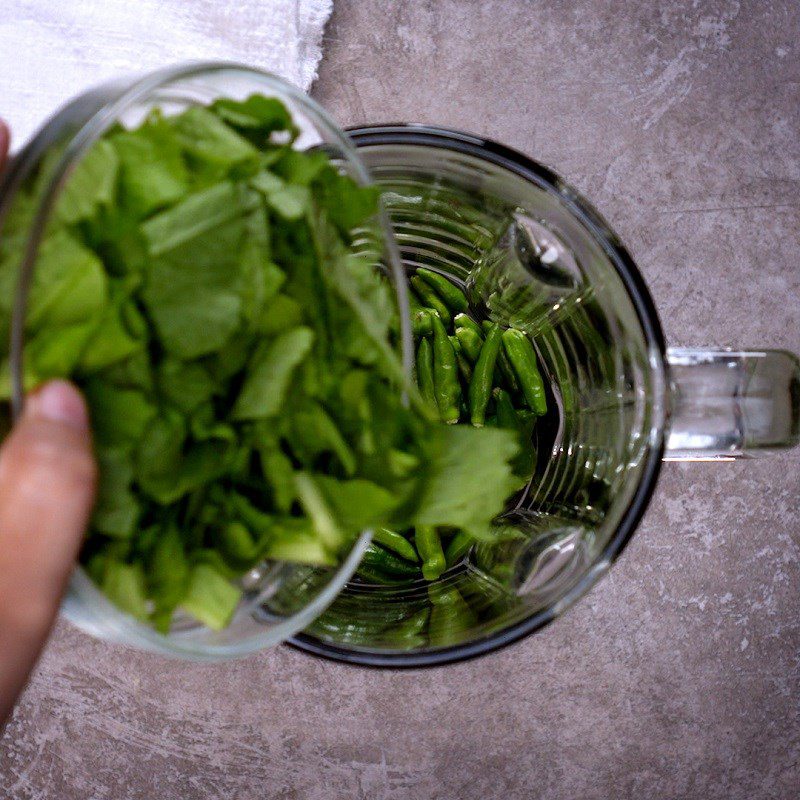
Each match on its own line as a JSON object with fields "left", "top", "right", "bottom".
{"left": 2, "top": 1, "right": 799, "bottom": 798}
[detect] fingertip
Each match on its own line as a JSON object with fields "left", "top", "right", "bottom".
{"left": 0, "top": 119, "right": 8, "bottom": 162}
{"left": 26, "top": 380, "right": 90, "bottom": 431}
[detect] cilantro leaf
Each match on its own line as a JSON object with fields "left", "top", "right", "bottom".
{"left": 84, "top": 381, "right": 157, "bottom": 448}
{"left": 27, "top": 318, "right": 99, "bottom": 377}
{"left": 266, "top": 184, "right": 312, "bottom": 220}
{"left": 181, "top": 564, "right": 241, "bottom": 630}
{"left": 101, "top": 561, "right": 149, "bottom": 622}
{"left": 93, "top": 447, "right": 140, "bottom": 538}
{"left": 264, "top": 523, "right": 336, "bottom": 566}
{"left": 412, "top": 426, "right": 520, "bottom": 535}
{"left": 232, "top": 326, "right": 314, "bottom": 419}
{"left": 255, "top": 293, "right": 303, "bottom": 335}
{"left": 273, "top": 148, "right": 329, "bottom": 185}
{"left": 147, "top": 525, "right": 190, "bottom": 632}
{"left": 140, "top": 210, "right": 246, "bottom": 358}
{"left": 78, "top": 304, "right": 141, "bottom": 372}
{"left": 157, "top": 358, "right": 216, "bottom": 413}
{"left": 313, "top": 476, "right": 399, "bottom": 534}
{"left": 314, "top": 167, "right": 381, "bottom": 235}
{"left": 285, "top": 401, "right": 355, "bottom": 476}
{"left": 111, "top": 114, "right": 188, "bottom": 217}
{"left": 56, "top": 139, "right": 119, "bottom": 225}
{"left": 170, "top": 106, "right": 258, "bottom": 169}
{"left": 212, "top": 95, "right": 294, "bottom": 136}
{"left": 26, "top": 230, "right": 107, "bottom": 331}
{"left": 135, "top": 410, "right": 186, "bottom": 499}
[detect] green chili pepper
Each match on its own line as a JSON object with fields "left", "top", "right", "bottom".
{"left": 416, "top": 268, "right": 469, "bottom": 313}
{"left": 359, "top": 543, "right": 421, "bottom": 577}
{"left": 468, "top": 323, "right": 503, "bottom": 426}
{"left": 493, "top": 387, "right": 536, "bottom": 483}
{"left": 415, "top": 525, "right": 446, "bottom": 581}
{"left": 497, "top": 348, "right": 521, "bottom": 396}
{"left": 456, "top": 350, "right": 473, "bottom": 385}
{"left": 415, "top": 337, "right": 437, "bottom": 410}
{"left": 431, "top": 313, "right": 461, "bottom": 424}
{"left": 538, "top": 324, "right": 576, "bottom": 413}
{"left": 450, "top": 335, "right": 473, "bottom": 385}
{"left": 410, "top": 275, "right": 452, "bottom": 328}
{"left": 373, "top": 528, "right": 419, "bottom": 562}
{"left": 513, "top": 409, "right": 538, "bottom": 483}
{"left": 493, "top": 387, "right": 519, "bottom": 429}
{"left": 409, "top": 285, "right": 434, "bottom": 318}
{"left": 427, "top": 584, "right": 476, "bottom": 647}
{"left": 408, "top": 289, "right": 425, "bottom": 315}
{"left": 454, "top": 313, "right": 482, "bottom": 337}
{"left": 444, "top": 530, "right": 473, "bottom": 567}
{"left": 502, "top": 328, "right": 548, "bottom": 415}
{"left": 455, "top": 326, "right": 483, "bottom": 363}
{"left": 474, "top": 320, "right": 521, "bottom": 395}
{"left": 389, "top": 607, "right": 430, "bottom": 649}
{"left": 398, "top": 606, "right": 431, "bottom": 636}
{"left": 411, "top": 307, "right": 433, "bottom": 337}
{"left": 355, "top": 564, "right": 411, "bottom": 585}
{"left": 409, "top": 291, "right": 434, "bottom": 336}
{"left": 457, "top": 572, "right": 515, "bottom": 621}
{"left": 309, "top": 602, "right": 412, "bottom": 643}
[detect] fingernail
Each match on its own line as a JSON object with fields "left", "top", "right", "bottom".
{"left": 0, "top": 120, "right": 8, "bottom": 160}
{"left": 27, "top": 380, "right": 89, "bottom": 430}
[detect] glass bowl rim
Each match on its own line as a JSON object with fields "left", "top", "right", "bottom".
{"left": 0, "top": 62, "right": 411, "bottom": 660}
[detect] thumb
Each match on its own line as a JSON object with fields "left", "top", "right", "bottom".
{"left": 0, "top": 380, "right": 96, "bottom": 724}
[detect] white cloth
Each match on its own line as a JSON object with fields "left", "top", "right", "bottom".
{"left": 0, "top": 0, "right": 333, "bottom": 146}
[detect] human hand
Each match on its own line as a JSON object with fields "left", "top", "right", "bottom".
{"left": 0, "top": 121, "right": 97, "bottom": 727}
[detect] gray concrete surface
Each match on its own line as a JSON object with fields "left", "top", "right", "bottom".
{"left": 2, "top": 1, "right": 799, "bottom": 798}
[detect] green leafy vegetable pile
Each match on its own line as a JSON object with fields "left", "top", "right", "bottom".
{"left": 0, "top": 95, "right": 524, "bottom": 632}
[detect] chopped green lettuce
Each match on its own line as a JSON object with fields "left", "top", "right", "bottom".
{"left": 0, "top": 95, "right": 522, "bottom": 635}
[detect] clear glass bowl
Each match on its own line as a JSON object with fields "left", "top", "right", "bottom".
{"left": 0, "top": 63, "right": 411, "bottom": 660}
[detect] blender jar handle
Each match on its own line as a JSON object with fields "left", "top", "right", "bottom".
{"left": 665, "top": 348, "right": 800, "bottom": 460}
